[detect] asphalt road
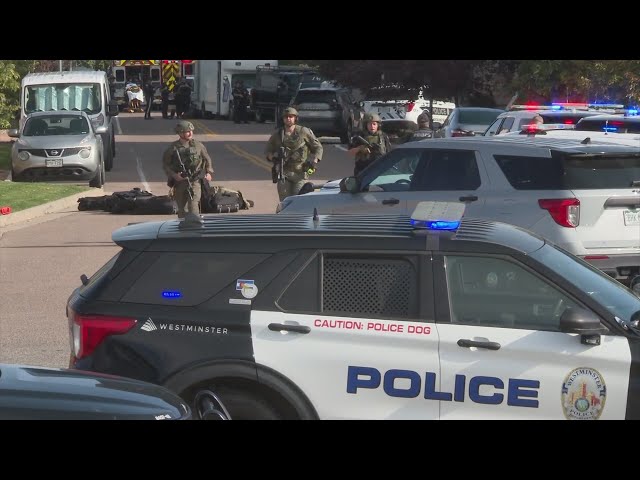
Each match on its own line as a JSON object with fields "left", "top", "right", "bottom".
{"left": 0, "top": 112, "right": 354, "bottom": 368}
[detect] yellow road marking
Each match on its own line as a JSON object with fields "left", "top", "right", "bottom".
{"left": 225, "top": 144, "right": 271, "bottom": 172}
{"left": 191, "top": 119, "right": 217, "bottom": 136}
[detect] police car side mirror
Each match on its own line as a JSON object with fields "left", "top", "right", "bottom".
{"left": 340, "top": 176, "right": 359, "bottom": 193}
{"left": 559, "top": 308, "right": 607, "bottom": 346}
{"left": 7, "top": 128, "right": 19, "bottom": 138}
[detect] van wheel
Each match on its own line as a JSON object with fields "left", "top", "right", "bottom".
{"left": 111, "top": 133, "right": 116, "bottom": 158}
{"left": 210, "top": 387, "right": 282, "bottom": 420}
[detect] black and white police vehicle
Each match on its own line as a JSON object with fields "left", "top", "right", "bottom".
{"left": 68, "top": 203, "right": 640, "bottom": 419}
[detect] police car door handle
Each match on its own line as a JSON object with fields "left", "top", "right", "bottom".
{"left": 457, "top": 339, "right": 501, "bottom": 350}
{"left": 382, "top": 198, "right": 400, "bottom": 205}
{"left": 459, "top": 195, "right": 478, "bottom": 203}
{"left": 268, "top": 323, "right": 311, "bottom": 334}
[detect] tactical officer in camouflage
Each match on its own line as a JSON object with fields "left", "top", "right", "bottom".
{"left": 162, "top": 120, "right": 214, "bottom": 218}
{"left": 348, "top": 113, "right": 392, "bottom": 176}
{"left": 407, "top": 112, "right": 434, "bottom": 142}
{"left": 265, "top": 107, "right": 323, "bottom": 201}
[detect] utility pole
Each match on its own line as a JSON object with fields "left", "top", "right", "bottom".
{"left": 59, "top": 60, "right": 63, "bottom": 72}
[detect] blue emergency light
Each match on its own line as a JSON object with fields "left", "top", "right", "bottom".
{"left": 410, "top": 201, "right": 465, "bottom": 231}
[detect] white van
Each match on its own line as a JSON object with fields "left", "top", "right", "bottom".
{"left": 21, "top": 71, "right": 119, "bottom": 171}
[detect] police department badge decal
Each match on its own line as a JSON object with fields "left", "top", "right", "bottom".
{"left": 561, "top": 367, "right": 606, "bottom": 420}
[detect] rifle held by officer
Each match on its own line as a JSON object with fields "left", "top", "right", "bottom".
{"left": 271, "top": 145, "right": 286, "bottom": 184}
{"left": 351, "top": 135, "right": 382, "bottom": 155}
{"left": 175, "top": 148, "right": 197, "bottom": 200}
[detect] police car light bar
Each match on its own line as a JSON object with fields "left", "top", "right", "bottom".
{"left": 411, "top": 201, "right": 465, "bottom": 231}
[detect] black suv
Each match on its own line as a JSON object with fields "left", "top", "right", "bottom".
{"left": 291, "top": 87, "right": 363, "bottom": 143}
{"left": 67, "top": 206, "right": 640, "bottom": 420}
{"left": 250, "top": 65, "right": 320, "bottom": 123}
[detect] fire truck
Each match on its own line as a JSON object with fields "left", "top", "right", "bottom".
{"left": 110, "top": 60, "right": 194, "bottom": 110}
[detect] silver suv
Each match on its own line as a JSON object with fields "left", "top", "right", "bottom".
{"left": 277, "top": 136, "right": 640, "bottom": 286}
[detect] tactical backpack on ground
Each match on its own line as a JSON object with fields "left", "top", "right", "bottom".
{"left": 200, "top": 181, "right": 254, "bottom": 214}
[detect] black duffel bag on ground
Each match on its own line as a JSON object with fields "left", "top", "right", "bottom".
{"left": 78, "top": 188, "right": 177, "bottom": 215}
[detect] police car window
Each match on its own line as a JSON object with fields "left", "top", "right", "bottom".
{"left": 484, "top": 118, "right": 503, "bottom": 136}
{"left": 364, "top": 148, "right": 425, "bottom": 192}
{"left": 576, "top": 118, "right": 640, "bottom": 134}
{"left": 496, "top": 153, "right": 640, "bottom": 190}
{"left": 411, "top": 150, "right": 480, "bottom": 191}
{"left": 495, "top": 154, "right": 563, "bottom": 189}
{"left": 445, "top": 255, "right": 581, "bottom": 331}
{"left": 322, "top": 255, "right": 419, "bottom": 319}
{"left": 498, "top": 117, "right": 514, "bottom": 134}
{"left": 530, "top": 243, "right": 640, "bottom": 323}
{"left": 120, "top": 252, "right": 269, "bottom": 306}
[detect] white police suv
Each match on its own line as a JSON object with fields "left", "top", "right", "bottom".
{"left": 67, "top": 203, "right": 640, "bottom": 419}
{"left": 278, "top": 135, "right": 640, "bottom": 288}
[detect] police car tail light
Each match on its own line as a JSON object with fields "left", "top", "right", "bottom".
{"left": 538, "top": 198, "right": 580, "bottom": 228}
{"left": 69, "top": 310, "right": 137, "bottom": 359}
{"left": 411, "top": 201, "right": 465, "bottom": 231}
{"left": 406, "top": 102, "right": 416, "bottom": 112}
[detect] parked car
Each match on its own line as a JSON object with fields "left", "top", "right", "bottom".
{"left": 0, "top": 363, "right": 192, "bottom": 419}
{"left": 485, "top": 108, "right": 605, "bottom": 136}
{"left": 433, "top": 107, "right": 504, "bottom": 137}
{"left": 8, "top": 111, "right": 106, "bottom": 187}
{"left": 361, "top": 88, "right": 455, "bottom": 125}
{"left": 290, "top": 87, "right": 363, "bottom": 143}
{"left": 66, "top": 203, "right": 640, "bottom": 419}
{"left": 276, "top": 135, "right": 640, "bottom": 287}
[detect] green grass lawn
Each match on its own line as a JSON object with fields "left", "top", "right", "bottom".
{"left": 0, "top": 143, "right": 90, "bottom": 212}
{"left": 0, "top": 182, "right": 90, "bottom": 212}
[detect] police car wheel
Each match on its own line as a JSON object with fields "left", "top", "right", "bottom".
{"left": 212, "top": 387, "right": 283, "bottom": 420}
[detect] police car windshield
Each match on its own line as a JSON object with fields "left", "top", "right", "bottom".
{"left": 530, "top": 244, "right": 640, "bottom": 322}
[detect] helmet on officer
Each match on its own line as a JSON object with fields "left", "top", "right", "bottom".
{"left": 417, "top": 112, "right": 430, "bottom": 125}
{"left": 363, "top": 113, "right": 382, "bottom": 124}
{"left": 175, "top": 120, "right": 194, "bottom": 134}
{"left": 282, "top": 107, "right": 298, "bottom": 118}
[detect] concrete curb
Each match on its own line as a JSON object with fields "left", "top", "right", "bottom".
{"left": 0, "top": 187, "right": 104, "bottom": 229}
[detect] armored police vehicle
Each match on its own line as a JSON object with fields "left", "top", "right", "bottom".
{"left": 68, "top": 203, "right": 640, "bottom": 419}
